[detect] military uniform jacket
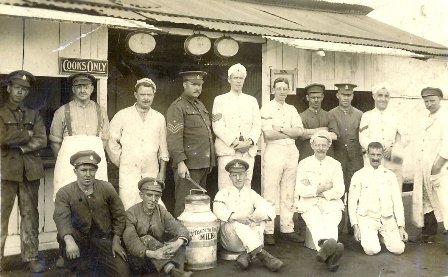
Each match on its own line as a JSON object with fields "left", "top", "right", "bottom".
{"left": 0, "top": 102, "right": 47, "bottom": 182}
{"left": 166, "top": 95, "right": 215, "bottom": 169}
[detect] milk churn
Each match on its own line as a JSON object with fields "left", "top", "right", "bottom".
{"left": 178, "top": 189, "right": 219, "bottom": 270}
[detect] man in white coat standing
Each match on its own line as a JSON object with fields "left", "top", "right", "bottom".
{"left": 212, "top": 63, "right": 261, "bottom": 190}
{"left": 411, "top": 87, "right": 448, "bottom": 243}
{"left": 107, "top": 78, "right": 169, "bottom": 210}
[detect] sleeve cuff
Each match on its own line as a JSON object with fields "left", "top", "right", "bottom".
{"left": 49, "top": 134, "right": 63, "bottom": 143}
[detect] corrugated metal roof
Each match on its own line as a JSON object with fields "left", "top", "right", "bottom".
{"left": 2, "top": 0, "right": 447, "bottom": 56}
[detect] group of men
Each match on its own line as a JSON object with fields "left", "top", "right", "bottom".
{"left": 0, "top": 62, "right": 447, "bottom": 275}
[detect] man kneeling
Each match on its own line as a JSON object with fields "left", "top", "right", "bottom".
{"left": 123, "top": 177, "right": 192, "bottom": 277}
{"left": 213, "top": 159, "right": 283, "bottom": 272}
{"left": 349, "top": 142, "right": 408, "bottom": 255}
{"left": 295, "top": 131, "right": 345, "bottom": 272}
{"left": 53, "top": 150, "right": 130, "bottom": 276}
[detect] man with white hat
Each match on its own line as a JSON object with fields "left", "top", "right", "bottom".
{"left": 107, "top": 78, "right": 169, "bottom": 210}
{"left": 50, "top": 73, "right": 109, "bottom": 199}
{"left": 359, "top": 82, "right": 405, "bottom": 191}
{"left": 213, "top": 159, "right": 283, "bottom": 272}
{"left": 295, "top": 130, "right": 345, "bottom": 272}
{"left": 212, "top": 63, "right": 261, "bottom": 190}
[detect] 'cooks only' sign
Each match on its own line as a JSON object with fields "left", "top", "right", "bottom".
{"left": 59, "top": 58, "right": 108, "bottom": 76}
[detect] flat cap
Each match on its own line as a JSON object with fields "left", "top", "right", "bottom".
{"left": 225, "top": 159, "right": 249, "bottom": 173}
{"left": 335, "top": 83, "right": 357, "bottom": 93}
{"left": 228, "top": 63, "right": 247, "bottom": 78}
{"left": 69, "top": 73, "right": 95, "bottom": 86}
{"left": 7, "top": 70, "right": 35, "bottom": 88}
{"left": 70, "top": 150, "right": 101, "bottom": 167}
{"left": 310, "top": 130, "right": 332, "bottom": 144}
{"left": 421, "top": 87, "right": 443, "bottom": 98}
{"left": 305, "top": 83, "right": 325, "bottom": 94}
{"left": 135, "top": 78, "right": 157, "bottom": 91}
{"left": 138, "top": 177, "right": 165, "bottom": 192}
{"left": 179, "top": 71, "right": 207, "bottom": 84}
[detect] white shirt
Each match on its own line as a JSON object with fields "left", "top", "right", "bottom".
{"left": 295, "top": 155, "right": 345, "bottom": 213}
{"left": 260, "top": 99, "right": 303, "bottom": 145}
{"left": 359, "top": 108, "right": 403, "bottom": 150}
{"left": 349, "top": 165, "right": 405, "bottom": 227}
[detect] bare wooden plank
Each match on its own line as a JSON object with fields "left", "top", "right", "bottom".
{"left": 80, "top": 24, "right": 92, "bottom": 58}
{"left": 7, "top": 199, "right": 19, "bottom": 234}
{"left": 43, "top": 168, "right": 57, "bottom": 232}
{"left": 311, "top": 51, "right": 335, "bottom": 89}
{"left": 351, "top": 53, "right": 365, "bottom": 89}
{"left": 89, "top": 25, "right": 100, "bottom": 59}
{"left": 23, "top": 19, "right": 60, "bottom": 76}
{"left": 297, "top": 49, "right": 312, "bottom": 87}
{"left": 97, "top": 26, "right": 108, "bottom": 60}
{"left": 334, "top": 52, "right": 351, "bottom": 86}
{"left": 261, "top": 42, "right": 271, "bottom": 105}
{"left": 0, "top": 17, "right": 24, "bottom": 73}
{"left": 363, "top": 53, "right": 373, "bottom": 91}
{"left": 58, "top": 22, "right": 81, "bottom": 59}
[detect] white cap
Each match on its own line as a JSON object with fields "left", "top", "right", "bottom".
{"left": 228, "top": 63, "right": 247, "bottom": 78}
{"left": 310, "top": 130, "right": 332, "bottom": 144}
{"left": 135, "top": 78, "right": 157, "bottom": 92}
{"left": 372, "top": 82, "right": 391, "bottom": 95}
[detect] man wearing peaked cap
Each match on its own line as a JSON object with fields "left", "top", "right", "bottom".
{"left": 0, "top": 70, "right": 47, "bottom": 272}
{"left": 124, "top": 177, "right": 191, "bottom": 277}
{"left": 53, "top": 150, "right": 130, "bottom": 276}
{"left": 260, "top": 77, "right": 305, "bottom": 245}
{"left": 166, "top": 70, "right": 215, "bottom": 218}
{"left": 213, "top": 159, "right": 283, "bottom": 272}
{"left": 50, "top": 72, "right": 109, "bottom": 202}
{"left": 328, "top": 82, "right": 364, "bottom": 235}
{"left": 212, "top": 63, "right": 261, "bottom": 190}
{"left": 108, "top": 77, "right": 169, "bottom": 210}
{"left": 410, "top": 86, "right": 448, "bottom": 244}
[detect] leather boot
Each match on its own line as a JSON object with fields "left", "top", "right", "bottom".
{"left": 257, "top": 249, "right": 283, "bottom": 272}
{"left": 170, "top": 267, "right": 193, "bottom": 277}
{"left": 236, "top": 252, "right": 251, "bottom": 270}
{"left": 28, "top": 260, "right": 47, "bottom": 273}
{"left": 326, "top": 242, "right": 344, "bottom": 272}
{"left": 264, "top": 234, "right": 276, "bottom": 245}
{"left": 316, "top": 239, "right": 337, "bottom": 263}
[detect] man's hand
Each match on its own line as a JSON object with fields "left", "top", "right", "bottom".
{"left": 353, "top": 224, "right": 361, "bottom": 242}
{"left": 384, "top": 146, "right": 392, "bottom": 159}
{"left": 234, "top": 140, "right": 251, "bottom": 153}
{"left": 163, "top": 239, "right": 184, "bottom": 255}
{"left": 157, "top": 171, "right": 166, "bottom": 184}
{"left": 249, "top": 213, "right": 266, "bottom": 223}
{"left": 399, "top": 227, "right": 408, "bottom": 242}
{"left": 317, "top": 181, "right": 333, "bottom": 194}
{"left": 229, "top": 213, "right": 251, "bottom": 225}
{"left": 301, "top": 179, "right": 311, "bottom": 186}
{"left": 112, "top": 235, "right": 127, "bottom": 260}
{"left": 430, "top": 173, "right": 442, "bottom": 187}
{"left": 64, "top": 235, "right": 80, "bottom": 260}
{"left": 27, "top": 130, "right": 34, "bottom": 137}
{"left": 272, "top": 125, "right": 282, "bottom": 132}
{"left": 177, "top": 161, "right": 190, "bottom": 179}
{"left": 146, "top": 246, "right": 174, "bottom": 260}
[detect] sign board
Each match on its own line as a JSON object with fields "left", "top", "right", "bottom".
{"left": 270, "top": 68, "right": 298, "bottom": 95}
{"left": 59, "top": 58, "right": 108, "bottom": 76}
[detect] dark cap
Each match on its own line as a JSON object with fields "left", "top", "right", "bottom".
{"left": 7, "top": 70, "right": 35, "bottom": 88}
{"left": 138, "top": 177, "right": 165, "bottom": 192}
{"left": 225, "top": 159, "right": 249, "bottom": 173}
{"left": 179, "top": 71, "right": 207, "bottom": 84}
{"left": 335, "top": 83, "right": 357, "bottom": 93}
{"left": 70, "top": 150, "right": 101, "bottom": 168}
{"left": 305, "top": 83, "right": 325, "bottom": 94}
{"left": 69, "top": 73, "right": 96, "bottom": 86}
{"left": 421, "top": 87, "right": 443, "bottom": 98}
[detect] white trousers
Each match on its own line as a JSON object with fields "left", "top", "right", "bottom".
{"left": 219, "top": 221, "right": 264, "bottom": 253}
{"left": 262, "top": 144, "right": 299, "bottom": 234}
{"left": 302, "top": 205, "right": 341, "bottom": 251}
{"left": 217, "top": 154, "right": 255, "bottom": 190}
{"left": 357, "top": 215, "right": 405, "bottom": 255}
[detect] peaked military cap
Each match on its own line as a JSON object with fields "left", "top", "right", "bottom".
{"left": 179, "top": 71, "right": 207, "bottom": 84}
{"left": 421, "top": 87, "right": 443, "bottom": 98}
{"left": 69, "top": 73, "right": 96, "bottom": 86}
{"left": 305, "top": 83, "right": 325, "bottom": 94}
{"left": 225, "top": 159, "right": 249, "bottom": 173}
{"left": 335, "top": 83, "right": 357, "bottom": 93}
{"left": 70, "top": 150, "right": 101, "bottom": 168}
{"left": 138, "top": 177, "right": 165, "bottom": 192}
{"left": 7, "top": 70, "right": 35, "bottom": 88}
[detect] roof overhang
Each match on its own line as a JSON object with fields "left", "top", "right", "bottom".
{"left": 264, "top": 36, "right": 427, "bottom": 58}
{"left": 0, "top": 4, "right": 160, "bottom": 31}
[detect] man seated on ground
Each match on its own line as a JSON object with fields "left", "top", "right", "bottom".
{"left": 349, "top": 142, "right": 408, "bottom": 255}
{"left": 213, "top": 159, "right": 283, "bottom": 272}
{"left": 53, "top": 150, "right": 130, "bottom": 277}
{"left": 123, "top": 177, "right": 192, "bottom": 277}
{"left": 295, "top": 131, "right": 345, "bottom": 272}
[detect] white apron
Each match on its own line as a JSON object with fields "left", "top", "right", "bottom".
{"left": 53, "top": 135, "right": 108, "bottom": 200}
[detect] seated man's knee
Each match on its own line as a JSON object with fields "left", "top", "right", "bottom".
{"left": 388, "top": 242, "right": 405, "bottom": 255}
{"left": 363, "top": 247, "right": 381, "bottom": 256}
{"left": 362, "top": 241, "right": 381, "bottom": 255}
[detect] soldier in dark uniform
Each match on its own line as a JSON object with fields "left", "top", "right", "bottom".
{"left": 0, "top": 70, "right": 47, "bottom": 273}
{"left": 328, "top": 83, "right": 364, "bottom": 234}
{"left": 166, "top": 71, "right": 215, "bottom": 218}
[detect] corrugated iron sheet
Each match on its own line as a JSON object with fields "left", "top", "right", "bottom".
{"left": 2, "top": 0, "right": 447, "bottom": 56}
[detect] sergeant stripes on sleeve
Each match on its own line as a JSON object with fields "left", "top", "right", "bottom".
{"left": 167, "top": 122, "right": 184, "bottom": 134}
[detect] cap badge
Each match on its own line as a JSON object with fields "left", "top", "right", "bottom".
{"left": 345, "top": 85, "right": 349, "bottom": 89}
{"left": 22, "top": 75, "right": 27, "bottom": 81}
{"left": 234, "top": 162, "right": 240, "bottom": 167}
{"left": 89, "top": 155, "right": 94, "bottom": 161}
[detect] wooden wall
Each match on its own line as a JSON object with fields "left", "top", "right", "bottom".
{"left": 262, "top": 40, "right": 448, "bottom": 180}
{"left": 0, "top": 16, "right": 108, "bottom": 255}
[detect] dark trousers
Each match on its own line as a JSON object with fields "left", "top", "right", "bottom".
{"left": 174, "top": 168, "right": 209, "bottom": 218}
{"left": 128, "top": 244, "right": 186, "bottom": 274}
{"left": 422, "top": 211, "right": 438, "bottom": 236}
{"left": 57, "top": 231, "right": 130, "bottom": 277}
{"left": 1, "top": 179, "right": 40, "bottom": 262}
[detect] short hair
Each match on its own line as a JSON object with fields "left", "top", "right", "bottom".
{"left": 273, "top": 77, "right": 289, "bottom": 88}
{"left": 367, "top": 142, "right": 383, "bottom": 152}
{"left": 372, "top": 82, "right": 391, "bottom": 95}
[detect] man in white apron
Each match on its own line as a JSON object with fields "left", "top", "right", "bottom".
{"left": 107, "top": 78, "right": 169, "bottom": 210}
{"left": 50, "top": 73, "right": 109, "bottom": 200}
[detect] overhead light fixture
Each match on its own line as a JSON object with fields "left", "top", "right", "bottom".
{"left": 184, "top": 33, "right": 212, "bottom": 56}
{"left": 315, "top": 49, "right": 326, "bottom": 57}
{"left": 126, "top": 32, "right": 157, "bottom": 55}
{"left": 214, "top": 36, "right": 239, "bottom": 58}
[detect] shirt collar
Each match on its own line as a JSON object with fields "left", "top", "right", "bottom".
{"left": 366, "top": 164, "right": 384, "bottom": 171}
{"left": 181, "top": 93, "right": 198, "bottom": 104}
{"left": 133, "top": 103, "right": 152, "bottom": 112}
{"left": 308, "top": 107, "right": 322, "bottom": 114}
{"left": 5, "top": 100, "right": 25, "bottom": 111}
{"left": 73, "top": 99, "right": 93, "bottom": 108}
{"left": 338, "top": 106, "right": 353, "bottom": 114}
{"left": 229, "top": 90, "right": 243, "bottom": 97}
{"left": 77, "top": 180, "right": 95, "bottom": 196}
{"left": 141, "top": 202, "right": 155, "bottom": 217}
